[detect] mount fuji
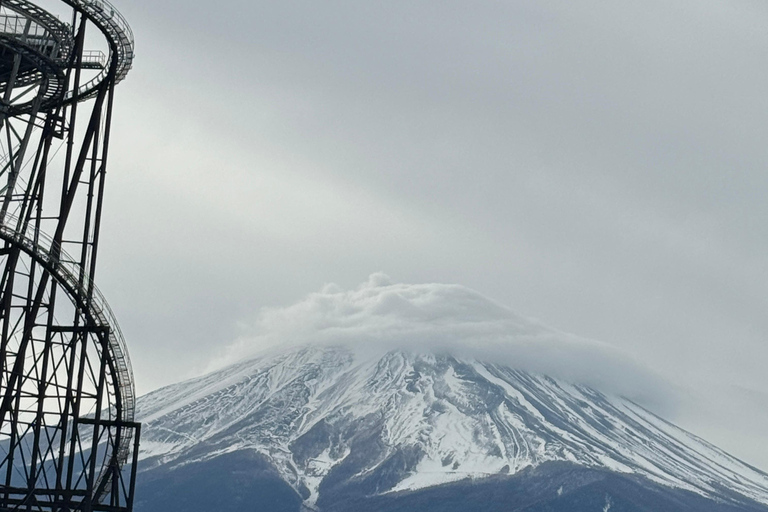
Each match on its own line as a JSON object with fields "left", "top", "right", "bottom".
{"left": 131, "top": 278, "right": 768, "bottom": 511}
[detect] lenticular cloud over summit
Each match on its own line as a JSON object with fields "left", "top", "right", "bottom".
{"left": 218, "top": 273, "right": 669, "bottom": 409}
{"left": 137, "top": 274, "right": 768, "bottom": 511}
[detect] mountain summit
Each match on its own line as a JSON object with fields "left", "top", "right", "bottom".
{"left": 132, "top": 279, "right": 768, "bottom": 511}
{"left": 134, "top": 344, "right": 768, "bottom": 512}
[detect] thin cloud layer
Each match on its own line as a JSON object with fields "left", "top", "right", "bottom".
{"left": 216, "top": 273, "right": 672, "bottom": 411}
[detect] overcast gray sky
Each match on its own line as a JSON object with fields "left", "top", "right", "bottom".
{"left": 95, "top": 0, "right": 768, "bottom": 469}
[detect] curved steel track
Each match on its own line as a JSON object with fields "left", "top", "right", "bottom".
{"left": 0, "top": 0, "right": 139, "bottom": 509}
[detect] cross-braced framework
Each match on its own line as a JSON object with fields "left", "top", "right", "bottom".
{"left": 0, "top": 0, "right": 139, "bottom": 510}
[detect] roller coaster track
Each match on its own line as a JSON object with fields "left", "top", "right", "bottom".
{"left": 61, "top": 0, "right": 134, "bottom": 102}
{"left": 0, "top": 0, "right": 134, "bottom": 111}
{"left": 0, "top": 0, "right": 139, "bottom": 509}
{"left": 0, "top": 212, "right": 135, "bottom": 454}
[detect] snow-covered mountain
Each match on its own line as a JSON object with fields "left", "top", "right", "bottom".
{"left": 133, "top": 344, "right": 768, "bottom": 512}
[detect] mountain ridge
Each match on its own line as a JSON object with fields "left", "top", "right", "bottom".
{"left": 134, "top": 345, "right": 768, "bottom": 511}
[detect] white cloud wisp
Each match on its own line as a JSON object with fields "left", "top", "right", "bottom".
{"left": 215, "top": 273, "right": 672, "bottom": 412}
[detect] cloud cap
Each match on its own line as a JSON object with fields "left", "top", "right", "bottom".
{"left": 220, "top": 273, "right": 672, "bottom": 410}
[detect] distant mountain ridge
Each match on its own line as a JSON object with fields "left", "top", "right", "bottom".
{"left": 133, "top": 345, "right": 768, "bottom": 511}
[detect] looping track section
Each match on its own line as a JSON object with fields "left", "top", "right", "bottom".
{"left": 0, "top": 0, "right": 140, "bottom": 510}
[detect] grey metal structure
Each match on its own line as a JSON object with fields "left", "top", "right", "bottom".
{"left": 0, "top": 0, "right": 139, "bottom": 510}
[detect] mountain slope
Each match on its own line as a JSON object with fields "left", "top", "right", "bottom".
{"left": 133, "top": 345, "right": 768, "bottom": 511}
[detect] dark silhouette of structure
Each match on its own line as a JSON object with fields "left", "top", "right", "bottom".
{"left": 0, "top": 0, "right": 139, "bottom": 509}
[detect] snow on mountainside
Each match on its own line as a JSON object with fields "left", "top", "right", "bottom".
{"left": 135, "top": 345, "right": 768, "bottom": 509}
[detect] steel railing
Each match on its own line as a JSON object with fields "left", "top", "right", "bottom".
{"left": 0, "top": 212, "right": 136, "bottom": 459}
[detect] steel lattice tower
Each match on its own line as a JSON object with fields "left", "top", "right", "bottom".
{"left": 0, "top": 0, "right": 140, "bottom": 510}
